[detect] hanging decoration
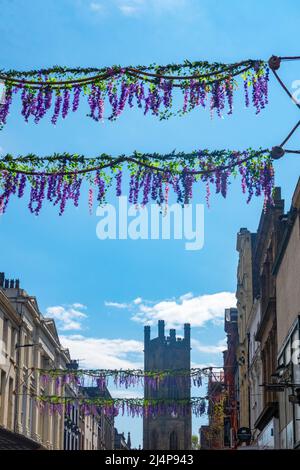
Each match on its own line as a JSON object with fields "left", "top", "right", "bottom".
{"left": 0, "top": 148, "right": 275, "bottom": 215}
{"left": 34, "top": 395, "right": 208, "bottom": 418}
{"left": 37, "top": 367, "right": 208, "bottom": 389}
{"left": 0, "top": 59, "right": 269, "bottom": 127}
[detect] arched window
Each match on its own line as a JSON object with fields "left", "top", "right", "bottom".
{"left": 151, "top": 429, "right": 158, "bottom": 450}
{"left": 169, "top": 431, "right": 179, "bottom": 450}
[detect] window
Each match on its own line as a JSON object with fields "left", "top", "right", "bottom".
{"left": 278, "top": 353, "right": 284, "bottom": 366}
{"left": 0, "top": 370, "right": 6, "bottom": 424}
{"left": 28, "top": 396, "right": 33, "bottom": 435}
{"left": 285, "top": 340, "right": 291, "bottom": 364}
{"left": 3, "top": 318, "right": 8, "bottom": 349}
{"left": 24, "top": 335, "right": 29, "bottom": 367}
{"left": 169, "top": 431, "right": 179, "bottom": 450}
{"left": 151, "top": 430, "right": 158, "bottom": 450}
{"left": 21, "top": 385, "right": 27, "bottom": 431}
{"left": 10, "top": 328, "right": 16, "bottom": 359}
{"left": 7, "top": 377, "right": 14, "bottom": 430}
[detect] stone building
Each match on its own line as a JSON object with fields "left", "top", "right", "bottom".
{"left": 0, "top": 272, "right": 117, "bottom": 451}
{"left": 223, "top": 308, "right": 239, "bottom": 448}
{"left": 64, "top": 361, "right": 81, "bottom": 450}
{"left": 235, "top": 188, "right": 285, "bottom": 448}
{"left": 273, "top": 178, "right": 300, "bottom": 448}
{"left": 114, "top": 429, "right": 131, "bottom": 450}
{"left": 80, "top": 385, "right": 114, "bottom": 450}
{"left": 247, "top": 298, "right": 263, "bottom": 445}
{"left": 236, "top": 227, "right": 256, "bottom": 429}
{"left": 143, "top": 320, "right": 191, "bottom": 450}
{"left": 252, "top": 188, "right": 284, "bottom": 447}
{"left": 0, "top": 272, "right": 71, "bottom": 449}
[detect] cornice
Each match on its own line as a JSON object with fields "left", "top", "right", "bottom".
{"left": 0, "top": 290, "right": 21, "bottom": 326}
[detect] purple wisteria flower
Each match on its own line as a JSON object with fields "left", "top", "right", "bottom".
{"left": 51, "top": 93, "right": 62, "bottom": 124}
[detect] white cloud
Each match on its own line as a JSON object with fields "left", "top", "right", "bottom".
{"left": 133, "top": 297, "right": 142, "bottom": 305}
{"left": 131, "top": 292, "right": 236, "bottom": 329}
{"left": 89, "top": 2, "right": 105, "bottom": 13}
{"left": 192, "top": 338, "right": 227, "bottom": 355}
{"left": 110, "top": 389, "right": 143, "bottom": 399}
{"left": 191, "top": 362, "right": 219, "bottom": 369}
{"left": 179, "top": 292, "right": 193, "bottom": 301}
{"left": 116, "top": 0, "right": 187, "bottom": 16}
{"left": 72, "top": 303, "right": 87, "bottom": 309}
{"left": 119, "top": 4, "right": 139, "bottom": 15}
{"left": 105, "top": 301, "right": 129, "bottom": 309}
{"left": 60, "top": 334, "right": 143, "bottom": 369}
{"left": 150, "top": 0, "right": 187, "bottom": 12}
{"left": 46, "top": 305, "right": 87, "bottom": 331}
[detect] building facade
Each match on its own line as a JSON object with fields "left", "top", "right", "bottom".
{"left": 0, "top": 273, "right": 71, "bottom": 449}
{"left": 0, "top": 272, "right": 120, "bottom": 451}
{"left": 273, "top": 179, "right": 300, "bottom": 448}
{"left": 252, "top": 188, "right": 284, "bottom": 448}
{"left": 64, "top": 361, "right": 81, "bottom": 450}
{"left": 247, "top": 298, "right": 263, "bottom": 444}
{"left": 200, "top": 183, "right": 300, "bottom": 450}
{"left": 143, "top": 320, "right": 191, "bottom": 450}
{"left": 114, "top": 429, "right": 131, "bottom": 450}
{"left": 236, "top": 227, "right": 256, "bottom": 430}
{"left": 199, "top": 370, "right": 226, "bottom": 449}
{"left": 235, "top": 188, "right": 286, "bottom": 448}
{"left": 81, "top": 386, "right": 114, "bottom": 450}
{"left": 223, "top": 307, "right": 239, "bottom": 448}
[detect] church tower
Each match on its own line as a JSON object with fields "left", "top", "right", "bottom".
{"left": 143, "top": 320, "right": 191, "bottom": 450}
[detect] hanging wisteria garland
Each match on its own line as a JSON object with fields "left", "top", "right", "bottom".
{"left": 0, "top": 59, "right": 269, "bottom": 127}
{"left": 34, "top": 396, "right": 208, "bottom": 418}
{"left": 0, "top": 149, "right": 275, "bottom": 215}
{"left": 38, "top": 367, "right": 207, "bottom": 390}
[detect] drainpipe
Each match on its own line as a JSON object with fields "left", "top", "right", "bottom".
{"left": 247, "top": 332, "right": 251, "bottom": 432}
{"left": 14, "top": 322, "right": 22, "bottom": 433}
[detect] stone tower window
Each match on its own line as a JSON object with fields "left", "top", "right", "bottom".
{"left": 151, "top": 429, "right": 158, "bottom": 450}
{"left": 169, "top": 430, "right": 178, "bottom": 450}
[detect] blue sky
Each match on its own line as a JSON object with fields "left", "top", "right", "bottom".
{"left": 1, "top": 0, "right": 300, "bottom": 448}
